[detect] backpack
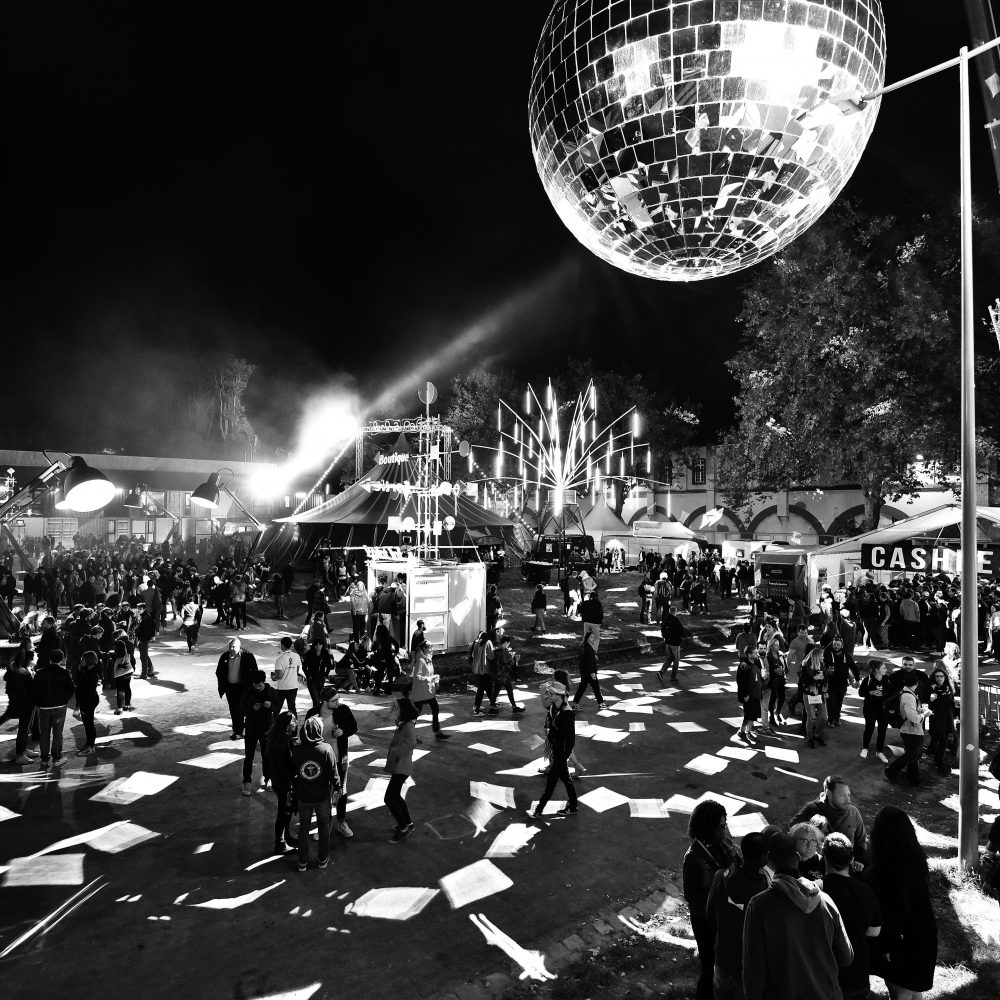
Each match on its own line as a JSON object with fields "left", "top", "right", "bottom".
{"left": 884, "top": 689, "right": 904, "bottom": 729}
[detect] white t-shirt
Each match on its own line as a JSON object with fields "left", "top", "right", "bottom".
{"left": 272, "top": 650, "right": 302, "bottom": 690}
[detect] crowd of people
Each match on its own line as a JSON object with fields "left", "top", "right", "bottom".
{"left": 681, "top": 779, "right": 953, "bottom": 1000}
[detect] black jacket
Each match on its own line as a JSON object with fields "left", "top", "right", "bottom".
{"left": 33, "top": 664, "right": 76, "bottom": 708}
{"left": 215, "top": 649, "right": 259, "bottom": 695}
{"left": 545, "top": 703, "right": 575, "bottom": 758}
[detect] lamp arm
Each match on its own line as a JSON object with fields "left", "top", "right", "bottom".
{"left": 222, "top": 486, "right": 263, "bottom": 573}
{"left": 0, "top": 461, "right": 67, "bottom": 524}
{"left": 142, "top": 493, "right": 180, "bottom": 545}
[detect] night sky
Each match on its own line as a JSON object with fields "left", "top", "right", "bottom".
{"left": 4, "top": 1, "right": 998, "bottom": 459}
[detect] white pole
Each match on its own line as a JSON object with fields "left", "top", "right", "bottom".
{"left": 958, "top": 46, "right": 981, "bottom": 872}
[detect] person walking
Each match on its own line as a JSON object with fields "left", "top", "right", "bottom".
{"left": 492, "top": 634, "right": 525, "bottom": 713}
{"left": 529, "top": 681, "right": 578, "bottom": 818}
{"left": 271, "top": 636, "right": 304, "bottom": 716}
{"left": 410, "top": 638, "right": 451, "bottom": 739}
{"left": 859, "top": 658, "right": 890, "bottom": 763}
{"left": 240, "top": 670, "right": 275, "bottom": 796}
{"left": 742, "top": 832, "right": 853, "bottom": 1000}
{"left": 682, "top": 800, "right": 738, "bottom": 1000}
{"left": 267, "top": 711, "right": 299, "bottom": 854}
{"left": 657, "top": 605, "right": 685, "bottom": 684}
{"left": 32, "top": 650, "right": 76, "bottom": 768}
{"left": 705, "top": 831, "right": 769, "bottom": 1000}
{"left": 579, "top": 590, "right": 603, "bottom": 651}
{"left": 823, "top": 635, "right": 858, "bottom": 727}
{"left": 302, "top": 639, "right": 333, "bottom": 709}
{"left": 270, "top": 570, "right": 287, "bottom": 620}
{"left": 215, "top": 637, "right": 258, "bottom": 740}
{"left": 822, "top": 833, "right": 883, "bottom": 1000}
{"left": 180, "top": 596, "right": 202, "bottom": 653}
{"left": 384, "top": 697, "right": 418, "bottom": 843}
{"left": 863, "top": 806, "right": 938, "bottom": 999}
{"left": 801, "top": 647, "right": 830, "bottom": 749}
{"left": 884, "top": 672, "right": 931, "bottom": 787}
{"left": 571, "top": 631, "right": 605, "bottom": 710}
{"left": 292, "top": 715, "right": 340, "bottom": 870}
{"left": 530, "top": 583, "right": 546, "bottom": 632}
{"left": 470, "top": 630, "right": 496, "bottom": 717}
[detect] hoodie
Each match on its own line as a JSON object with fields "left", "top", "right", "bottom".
{"left": 292, "top": 717, "right": 338, "bottom": 803}
{"left": 743, "top": 873, "right": 853, "bottom": 1000}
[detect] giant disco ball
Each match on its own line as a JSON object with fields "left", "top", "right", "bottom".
{"left": 529, "top": 0, "right": 885, "bottom": 281}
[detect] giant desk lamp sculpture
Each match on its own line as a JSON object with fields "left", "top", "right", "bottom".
{"left": 532, "top": 0, "right": 999, "bottom": 869}
{"left": 189, "top": 469, "right": 262, "bottom": 572}
{"left": 0, "top": 453, "right": 115, "bottom": 522}
{"left": 123, "top": 484, "right": 180, "bottom": 545}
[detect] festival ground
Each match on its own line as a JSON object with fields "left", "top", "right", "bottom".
{"left": 1, "top": 603, "right": 999, "bottom": 1000}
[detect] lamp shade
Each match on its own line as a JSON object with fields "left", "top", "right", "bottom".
{"left": 190, "top": 472, "right": 221, "bottom": 510}
{"left": 123, "top": 486, "right": 145, "bottom": 509}
{"left": 62, "top": 456, "right": 116, "bottom": 512}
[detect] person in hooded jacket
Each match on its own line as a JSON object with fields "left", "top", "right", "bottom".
{"left": 742, "top": 832, "right": 853, "bottom": 1000}
{"left": 292, "top": 714, "right": 340, "bottom": 870}
{"left": 706, "top": 832, "right": 769, "bottom": 1000}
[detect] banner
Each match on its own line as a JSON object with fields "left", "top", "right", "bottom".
{"left": 860, "top": 542, "right": 1000, "bottom": 578}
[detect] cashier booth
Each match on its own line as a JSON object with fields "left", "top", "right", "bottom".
{"left": 366, "top": 547, "right": 486, "bottom": 653}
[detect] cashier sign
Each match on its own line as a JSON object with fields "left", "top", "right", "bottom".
{"left": 860, "top": 542, "right": 1000, "bottom": 578}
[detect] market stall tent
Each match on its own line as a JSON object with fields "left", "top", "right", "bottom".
{"left": 802, "top": 503, "right": 1000, "bottom": 604}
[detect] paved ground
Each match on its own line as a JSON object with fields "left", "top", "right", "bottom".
{"left": 2, "top": 604, "right": 998, "bottom": 1000}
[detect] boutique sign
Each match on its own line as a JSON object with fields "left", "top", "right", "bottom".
{"left": 860, "top": 542, "right": 1000, "bottom": 577}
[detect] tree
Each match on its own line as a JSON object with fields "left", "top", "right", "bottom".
{"left": 716, "top": 202, "right": 999, "bottom": 529}
{"left": 443, "top": 368, "right": 521, "bottom": 448}
{"left": 212, "top": 355, "right": 258, "bottom": 458}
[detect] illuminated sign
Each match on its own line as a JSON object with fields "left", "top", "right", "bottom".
{"left": 860, "top": 542, "right": 1000, "bottom": 578}
{"left": 377, "top": 453, "right": 409, "bottom": 466}
{"left": 632, "top": 520, "right": 662, "bottom": 538}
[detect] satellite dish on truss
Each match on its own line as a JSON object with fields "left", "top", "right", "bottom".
{"left": 458, "top": 440, "right": 471, "bottom": 458}
{"left": 417, "top": 382, "right": 437, "bottom": 406}
{"left": 443, "top": 515, "right": 456, "bottom": 531}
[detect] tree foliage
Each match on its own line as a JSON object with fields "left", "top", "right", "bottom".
{"left": 212, "top": 354, "right": 258, "bottom": 457}
{"left": 443, "top": 368, "right": 521, "bottom": 449}
{"left": 716, "top": 202, "right": 999, "bottom": 529}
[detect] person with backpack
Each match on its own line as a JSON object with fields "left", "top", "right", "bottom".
{"left": 858, "top": 658, "right": 890, "bottom": 763}
{"left": 654, "top": 572, "right": 672, "bottom": 620}
{"left": 469, "top": 630, "right": 496, "bottom": 716}
{"left": 658, "top": 605, "right": 686, "bottom": 684}
{"left": 884, "top": 667, "right": 932, "bottom": 786}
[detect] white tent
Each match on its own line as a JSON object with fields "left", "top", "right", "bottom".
{"left": 805, "top": 503, "right": 1000, "bottom": 603}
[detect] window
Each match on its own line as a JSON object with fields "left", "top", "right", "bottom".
{"left": 691, "top": 458, "right": 707, "bottom": 486}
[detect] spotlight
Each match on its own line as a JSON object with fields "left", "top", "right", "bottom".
{"left": 190, "top": 472, "right": 222, "bottom": 510}
{"left": 61, "top": 457, "right": 116, "bottom": 512}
